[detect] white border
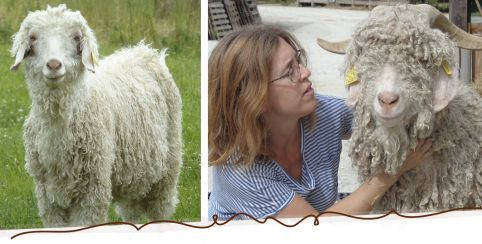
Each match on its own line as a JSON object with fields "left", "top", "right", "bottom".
{"left": 200, "top": 0, "right": 208, "bottom": 221}
{"left": 3, "top": 2, "right": 482, "bottom": 243}
{"left": 2, "top": 210, "right": 482, "bottom": 243}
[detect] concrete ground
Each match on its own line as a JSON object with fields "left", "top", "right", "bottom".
{"left": 208, "top": 5, "right": 373, "bottom": 193}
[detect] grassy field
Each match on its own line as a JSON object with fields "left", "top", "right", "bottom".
{"left": 0, "top": 0, "right": 200, "bottom": 229}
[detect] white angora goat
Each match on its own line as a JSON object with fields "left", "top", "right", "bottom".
{"left": 318, "top": 4, "right": 482, "bottom": 213}
{"left": 10, "top": 4, "right": 183, "bottom": 227}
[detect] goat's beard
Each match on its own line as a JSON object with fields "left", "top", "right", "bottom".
{"left": 350, "top": 101, "right": 434, "bottom": 179}
{"left": 373, "top": 122, "right": 410, "bottom": 175}
{"left": 26, "top": 65, "right": 86, "bottom": 121}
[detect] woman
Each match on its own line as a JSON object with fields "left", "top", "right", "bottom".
{"left": 208, "top": 25, "right": 432, "bottom": 220}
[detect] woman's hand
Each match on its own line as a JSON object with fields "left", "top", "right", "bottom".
{"left": 323, "top": 138, "right": 433, "bottom": 215}
{"left": 398, "top": 138, "right": 433, "bottom": 176}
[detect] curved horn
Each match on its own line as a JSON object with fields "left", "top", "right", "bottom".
{"left": 316, "top": 38, "right": 351, "bottom": 54}
{"left": 415, "top": 4, "right": 482, "bottom": 50}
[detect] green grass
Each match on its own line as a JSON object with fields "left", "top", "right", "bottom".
{"left": 0, "top": 0, "right": 200, "bottom": 229}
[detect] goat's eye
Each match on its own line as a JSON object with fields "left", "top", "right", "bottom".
{"left": 73, "top": 35, "right": 81, "bottom": 42}
{"left": 25, "top": 48, "right": 35, "bottom": 57}
{"left": 29, "top": 35, "right": 37, "bottom": 42}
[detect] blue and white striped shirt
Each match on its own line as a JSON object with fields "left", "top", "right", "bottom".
{"left": 209, "top": 94, "right": 353, "bottom": 220}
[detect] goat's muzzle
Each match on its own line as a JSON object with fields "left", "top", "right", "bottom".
{"left": 46, "top": 59, "right": 62, "bottom": 72}
{"left": 378, "top": 92, "right": 400, "bottom": 110}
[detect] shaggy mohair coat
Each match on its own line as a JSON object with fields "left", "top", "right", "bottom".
{"left": 475, "top": 79, "right": 482, "bottom": 95}
{"left": 11, "top": 5, "right": 183, "bottom": 227}
{"left": 343, "top": 5, "right": 482, "bottom": 213}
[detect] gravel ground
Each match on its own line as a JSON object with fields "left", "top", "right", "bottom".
{"left": 208, "top": 5, "right": 373, "bottom": 193}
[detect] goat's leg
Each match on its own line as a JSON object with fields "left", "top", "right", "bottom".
{"left": 114, "top": 172, "right": 180, "bottom": 223}
{"left": 68, "top": 177, "right": 112, "bottom": 227}
{"left": 143, "top": 170, "right": 180, "bottom": 221}
{"left": 143, "top": 118, "right": 183, "bottom": 221}
{"left": 115, "top": 199, "right": 145, "bottom": 224}
{"left": 67, "top": 152, "right": 113, "bottom": 227}
{"left": 35, "top": 183, "right": 69, "bottom": 227}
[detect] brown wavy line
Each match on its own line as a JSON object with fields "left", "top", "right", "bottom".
{"left": 11, "top": 207, "right": 482, "bottom": 239}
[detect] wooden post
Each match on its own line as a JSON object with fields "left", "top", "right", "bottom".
{"left": 450, "top": 0, "right": 468, "bottom": 30}
{"left": 476, "top": 0, "right": 482, "bottom": 16}
{"left": 471, "top": 0, "right": 482, "bottom": 90}
{"left": 450, "top": 0, "right": 471, "bottom": 84}
{"left": 472, "top": 24, "right": 482, "bottom": 89}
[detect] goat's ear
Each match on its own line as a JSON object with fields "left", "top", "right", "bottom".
{"left": 345, "top": 82, "right": 361, "bottom": 108}
{"left": 10, "top": 30, "right": 29, "bottom": 71}
{"left": 432, "top": 65, "right": 458, "bottom": 112}
{"left": 344, "top": 67, "right": 361, "bottom": 108}
{"left": 80, "top": 26, "right": 99, "bottom": 73}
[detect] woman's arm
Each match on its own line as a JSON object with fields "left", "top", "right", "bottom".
{"left": 276, "top": 139, "right": 433, "bottom": 218}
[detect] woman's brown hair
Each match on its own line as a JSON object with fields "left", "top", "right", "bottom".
{"left": 208, "top": 25, "right": 307, "bottom": 166}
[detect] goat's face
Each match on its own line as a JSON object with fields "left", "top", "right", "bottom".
{"left": 23, "top": 26, "right": 82, "bottom": 84}
{"left": 346, "top": 34, "right": 458, "bottom": 173}
{"left": 343, "top": 14, "right": 458, "bottom": 130}
{"left": 371, "top": 66, "right": 407, "bottom": 127}
{"left": 353, "top": 57, "right": 435, "bottom": 129}
{"left": 10, "top": 4, "right": 98, "bottom": 86}
{"left": 316, "top": 4, "right": 482, "bottom": 175}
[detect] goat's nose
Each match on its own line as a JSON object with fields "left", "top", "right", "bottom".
{"left": 46, "top": 59, "right": 62, "bottom": 71}
{"left": 378, "top": 91, "right": 399, "bottom": 108}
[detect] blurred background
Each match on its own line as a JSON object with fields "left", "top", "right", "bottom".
{"left": 0, "top": 0, "right": 200, "bottom": 229}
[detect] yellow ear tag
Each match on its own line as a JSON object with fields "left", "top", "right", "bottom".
{"left": 344, "top": 67, "right": 359, "bottom": 86}
{"left": 441, "top": 59, "right": 452, "bottom": 76}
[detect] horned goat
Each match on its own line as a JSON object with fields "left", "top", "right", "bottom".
{"left": 318, "top": 4, "right": 482, "bottom": 213}
{"left": 10, "top": 4, "right": 183, "bottom": 226}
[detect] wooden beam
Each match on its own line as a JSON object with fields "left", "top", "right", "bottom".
{"left": 471, "top": 23, "right": 482, "bottom": 93}
{"left": 450, "top": 0, "right": 471, "bottom": 84}
{"left": 475, "top": 0, "right": 482, "bottom": 17}
{"left": 471, "top": 23, "right": 482, "bottom": 34}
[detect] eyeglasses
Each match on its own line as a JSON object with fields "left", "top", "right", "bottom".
{"left": 270, "top": 49, "right": 305, "bottom": 84}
